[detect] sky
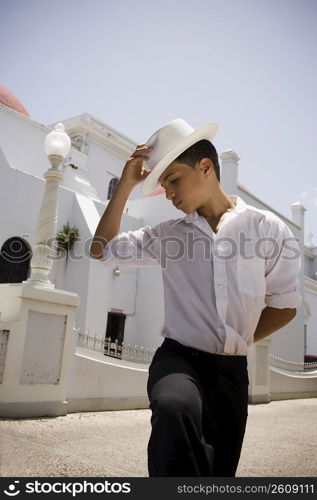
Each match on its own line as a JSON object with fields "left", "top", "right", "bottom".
{"left": 1, "top": 0, "right": 316, "bottom": 244}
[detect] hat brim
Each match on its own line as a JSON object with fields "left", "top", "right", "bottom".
{"left": 141, "top": 122, "right": 218, "bottom": 196}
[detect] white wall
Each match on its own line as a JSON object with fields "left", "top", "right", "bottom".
{"left": 66, "top": 347, "right": 149, "bottom": 412}
{"left": 0, "top": 149, "right": 46, "bottom": 253}
{"left": 84, "top": 139, "right": 147, "bottom": 205}
{"left": 0, "top": 105, "right": 49, "bottom": 177}
{"left": 85, "top": 140, "right": 124, "bottom": 203}
{"left": 270, "top": 368, "right": 317, "bottom": 400}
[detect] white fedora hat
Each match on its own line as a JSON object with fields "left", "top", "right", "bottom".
{"left": 141, "top": 118, "right": 218, "bottom": 195}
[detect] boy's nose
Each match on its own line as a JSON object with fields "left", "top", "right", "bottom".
{"left": 165, "top": 189, "right": 175, "bottom": 201}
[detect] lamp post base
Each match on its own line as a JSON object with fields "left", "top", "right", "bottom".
{"left": 23, "top": 279, "right": 55, "bottom": 289}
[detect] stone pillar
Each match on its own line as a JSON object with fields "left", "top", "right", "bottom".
{"left": 0, "top": 283, "right": 80, "bottom": 417}
{"left": 290, "top": 200, "right": 305, "bottom": 297}
{"left": 306, "top": 228, "right": 314, "bottom": 249}
{"left": 219, "top": 149, "right": 239, "bottom": 195}
{"left": 291, "top": 202, "right": 306, "bottom": 229}
{"left": 247, "top": 337, "right": 272, "bottom": 404}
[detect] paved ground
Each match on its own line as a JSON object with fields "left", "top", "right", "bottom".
{"left": 0, "top": 398, "right": 316, "bottom": 477}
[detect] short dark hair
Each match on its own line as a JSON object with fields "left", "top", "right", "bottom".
{"left": 173, "top": 139, "right": 220, "bottom": 182}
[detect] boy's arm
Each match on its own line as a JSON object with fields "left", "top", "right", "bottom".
{"left": 253, "top": 216, "right": 302, "bottom": 343}
{"left": 253, "top": 306, "right": 296, "bottom": 343}
{"left": 90, "top": 179, "right": 134, "bottom": 259}
{"left": 90, "top": 144, "right": 151, "bottom": 260}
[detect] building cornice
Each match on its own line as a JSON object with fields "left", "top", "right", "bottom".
{"left": 238, "top": 182, "right": 300, "bottom": 230}
{"left": 49, "top": 113, "right": 137, "bottom": 160}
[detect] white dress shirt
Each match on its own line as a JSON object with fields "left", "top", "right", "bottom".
{"left": 101, "top": 195, "right": 302, "bottom": 355}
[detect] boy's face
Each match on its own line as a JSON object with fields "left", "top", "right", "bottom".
{"left": 158, "top": 158, "right": 216, "bottom": 213}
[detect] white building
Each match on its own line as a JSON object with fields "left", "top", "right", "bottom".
{"left": 0, "top": 86, "right": 316, "bottom": 416}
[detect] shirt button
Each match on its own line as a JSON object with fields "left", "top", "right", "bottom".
{"left": 218, "top": 283, "right": 224, "bottom": 288}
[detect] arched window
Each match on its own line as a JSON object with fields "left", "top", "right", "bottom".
{"left": 107, "top": 177, "right": 119, "bottom": 200}
{"left": 0, "top": 237, "right": 32, "bottom": 283}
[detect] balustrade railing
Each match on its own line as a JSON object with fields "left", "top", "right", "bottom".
{"left": 270, "top": 354, "right": 317, "bottom": 372}
{"left": 76, "top": 331, "right": 156, "bottom": 364}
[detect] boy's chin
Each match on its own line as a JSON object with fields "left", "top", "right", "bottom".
{"left": 179, "top": 205, "right": 190, "bottom": 213}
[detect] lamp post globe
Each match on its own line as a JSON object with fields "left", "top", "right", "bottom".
{"left": 44, "top": 122, "right": 71, "bottom": 169}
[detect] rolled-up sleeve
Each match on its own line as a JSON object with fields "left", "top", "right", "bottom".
{"left": 100, "top": 225, "right": 161, "bottom": 268}
{"left": 263, "top": 218, "right": 302, "bottom": 309}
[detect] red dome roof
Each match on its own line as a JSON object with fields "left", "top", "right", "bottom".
{"left": 0, "top": 85, "right": 30, "bottom": 117}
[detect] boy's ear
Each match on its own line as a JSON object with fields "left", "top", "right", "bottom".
{"left": 202, "top": 159, "right": 213, "bottom": 174}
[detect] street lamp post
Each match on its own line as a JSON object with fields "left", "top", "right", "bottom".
{"left": 25, "top": 123, "right": 71, "bottom": 288}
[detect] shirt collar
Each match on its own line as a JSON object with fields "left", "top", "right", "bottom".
{"left": 171, "top": 195, "right": 247, "bottom": 227}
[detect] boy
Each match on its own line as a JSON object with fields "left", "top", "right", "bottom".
{"left": 90, "top": 119, "right": 302, "bottom": 477}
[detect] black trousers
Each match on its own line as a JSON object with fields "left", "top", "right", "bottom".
{"left": 146, "top": 337, "right": 249, "bottom": 477}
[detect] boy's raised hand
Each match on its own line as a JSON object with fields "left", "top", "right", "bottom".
{"left": 120, "top": 144, "right": 152, "bottom": 187}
